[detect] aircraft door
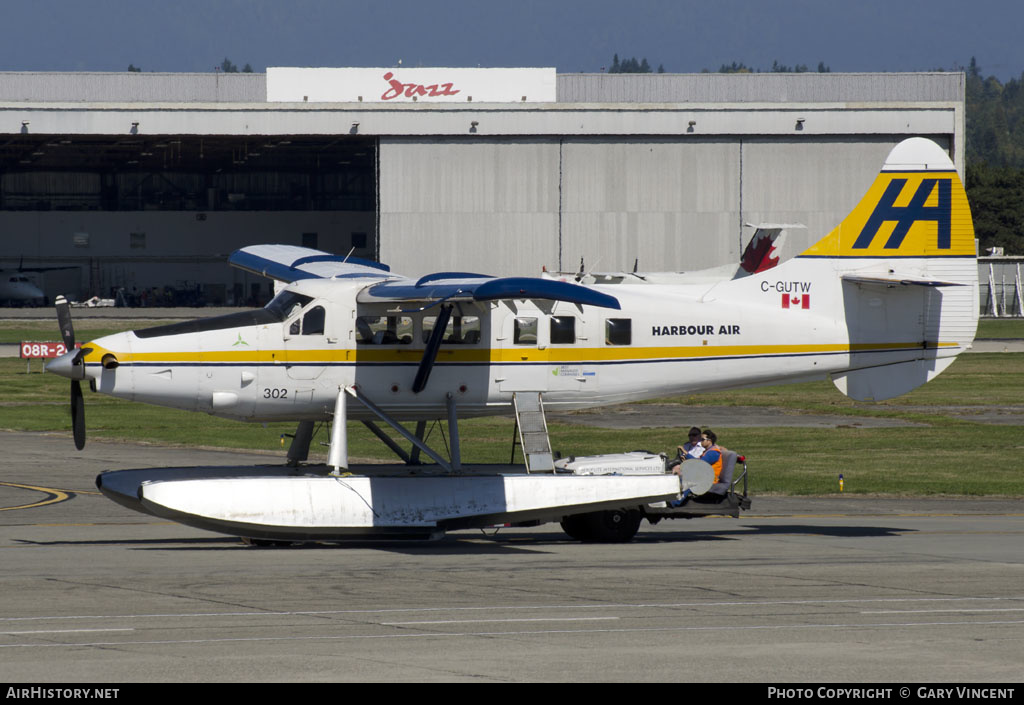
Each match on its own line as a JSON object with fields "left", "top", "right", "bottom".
{"left": 282, "top": 301, "right": 331, "bottom": 380}
{"left": 496, "top": 305, "right": 549, "bottom": 392}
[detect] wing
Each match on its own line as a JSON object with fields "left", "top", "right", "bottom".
{"left": 229, "top": 245, "right": 620, "bottom": 310}
{"left": 229, "top": 245, "right": 391, "bottom": 282}
{"left": 360, "top": 273, "right": 620, "bottom": 310}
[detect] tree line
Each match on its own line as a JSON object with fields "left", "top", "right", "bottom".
{"left": 964, "top": 58, "right": 1024, "bottom": 254}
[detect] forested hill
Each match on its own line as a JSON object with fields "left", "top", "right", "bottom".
{"left": 967, "top": 59, "right": 1024, "bottom": 168}
{"left": 965, "top": 59, "right": 1024, "bottom": 255}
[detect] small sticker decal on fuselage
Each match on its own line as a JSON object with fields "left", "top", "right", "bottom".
{"left": 553, "top": 365, "right": 597, "bottom": 377}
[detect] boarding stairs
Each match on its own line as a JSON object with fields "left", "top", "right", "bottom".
{"left": 512, "top": 392, "right": 554, "bottom": 472}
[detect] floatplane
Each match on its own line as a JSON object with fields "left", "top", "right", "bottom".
{"left": 45, "top": 138, "right": 977, "bottom": 543}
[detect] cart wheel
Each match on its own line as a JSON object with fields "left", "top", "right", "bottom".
{"left": 560, "top": 514, "right": 589, "bottom": 541}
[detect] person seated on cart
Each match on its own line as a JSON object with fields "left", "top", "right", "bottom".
{"left": 698, "top": 430, "right": 723, "bottom": 479}
{"left": 670, "top": 430, "right": 737, "bottom": 506}
{"left": 667, "top": 426, "right": 704, "bottom": 474}
{"left": 679, "top": 426, "right": 705, "bottom": 460}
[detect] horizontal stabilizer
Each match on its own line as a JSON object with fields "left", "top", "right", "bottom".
{"left": 831, "top": 357, "right": 957, "bottom": 401}
{"left": 841, "top": 274, "right": 966, "bottom": 288}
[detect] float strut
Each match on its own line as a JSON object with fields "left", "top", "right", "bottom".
{"left": 345, "top": 387, "right": 453, "bottom": 472}
{"left": 446, "top": 392, "right": 462, "bottom": 470}
{"left": 286, "top": 420, "right": 316, "bottom": 466}
{"left": 361, "top": 420, "right": 412, "bottom": 464}
{"left": 409, "top": 420, "right": 427, "bottom": 465}
{"left": 328, "top": 386, "right": 348, "bottom": 473}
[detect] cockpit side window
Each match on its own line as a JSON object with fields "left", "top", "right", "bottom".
{"left": 286, "top": 301, "right": 325, "bottom": 336}
{"left": 302, "top": 306, "right": 325, "bottom": 335}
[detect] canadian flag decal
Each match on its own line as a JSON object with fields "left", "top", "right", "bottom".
{"left": 782, "top": 294, "right": 810, "bottom": 309}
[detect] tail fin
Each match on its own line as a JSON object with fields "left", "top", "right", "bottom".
{"left": 798, "top": 138, "right": 978, "bottom": 401}
{"left": 800, "top": 138, "right": 975, "bottom": 261}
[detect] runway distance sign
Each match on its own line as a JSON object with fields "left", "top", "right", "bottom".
{"left": 20, "top": 341, "right": 74, "bottom": 359}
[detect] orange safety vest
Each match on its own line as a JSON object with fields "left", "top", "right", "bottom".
{"left": 704, "top": 445, "right": 723, "bottom": 483}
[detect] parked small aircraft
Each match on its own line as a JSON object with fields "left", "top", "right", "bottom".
{"left": 0, "top": 258, "right": 79, "bottom": 306}
{"left": 0, "top": 257, "right": 82, "bottom": 306}
{"left": 46, "top": 138, "right": 977, "bottom": 542}
{"left": 0, "top": 272, "right": 45, "bottom": 306}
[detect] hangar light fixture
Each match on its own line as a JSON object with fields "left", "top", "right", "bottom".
{"left": 130, "top": 122, "right": 139, "bottom": 134}
{"left": 795, "top": 117, "right": 806, "bottom": 130}
{"left": 20, "top": 121, "right": 29, "bottom": 133}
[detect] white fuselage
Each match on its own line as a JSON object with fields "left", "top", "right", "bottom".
{"left": 79, "top": 258, "right": 970, "bottom": 423}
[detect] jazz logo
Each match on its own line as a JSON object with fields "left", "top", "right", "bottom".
{"left": 853, "top": 178, "right": 951, "bottom": 250}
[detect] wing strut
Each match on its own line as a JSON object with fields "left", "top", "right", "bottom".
{"left": 345, "top": 387, "right": 454, "bottom": 472}
{"left": 412, "top": 303, "right": 453, "bottom": 393}
{"left": 361, "top": 420, "right": 413, "bottom": 464}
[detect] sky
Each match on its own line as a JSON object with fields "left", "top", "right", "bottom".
{"left": 1, "top": 0, "right": 1021, "bottom": 81}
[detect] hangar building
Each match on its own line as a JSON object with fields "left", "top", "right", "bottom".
{"left": 0, "top": 69, "right": 965, "bottom": 305}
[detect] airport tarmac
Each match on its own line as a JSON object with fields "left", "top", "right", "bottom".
{"left": 1, "top": 431, "right": 1022, "bottom": 683}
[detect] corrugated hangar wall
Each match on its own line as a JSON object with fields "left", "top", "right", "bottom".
{"left": 0, "top": 72, "right": 963, "bottom": 296}
{"left": 379, "top": 135, "right": 929, "bottom": 277}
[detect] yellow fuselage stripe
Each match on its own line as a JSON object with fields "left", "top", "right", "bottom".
{"left": 84, "top": 341, "right": 959, "bottom": 365}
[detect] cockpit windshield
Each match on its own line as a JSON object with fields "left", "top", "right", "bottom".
{"left": 265, "top": 290, "right": 313, "bottom": 321}
{"left": 134, "top": 290, "right": 314, "bottom": 340}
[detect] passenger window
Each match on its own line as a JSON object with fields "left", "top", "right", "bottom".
{"left": 605, "top": 318, "right": 632, "bottom": 345}
{"left": 550, "top": 316, "right": 576, "bottom": 344}
{"left": 423, "top": 315, "right": 481, "bottom": 344}
{"left": 356, "top": 315, "right": 412, "bottom": 344}
{"left": 514, "top": 317, "right": 538, "bottom": 345}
